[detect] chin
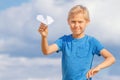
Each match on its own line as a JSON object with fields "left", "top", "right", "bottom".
{"left": 73, "top": 32, "right": 82, "bottom": 35}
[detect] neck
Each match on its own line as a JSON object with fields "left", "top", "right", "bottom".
{"left": 72, "top": 33, "right": 85, "bottom": 39}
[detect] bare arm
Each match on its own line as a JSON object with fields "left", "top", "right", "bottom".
{"left": 95, "top": 49, "right": 115, "bottom": 69}
{"left": 86, "top": 49, "right": 116, "bottom": 79}
{"left": 38, "top": 23, "right": 59, "bottom": 55}
{"left": 41, "top": 37, "right": 58, "bottom": 55}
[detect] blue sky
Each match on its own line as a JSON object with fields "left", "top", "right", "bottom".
{"left": 0, "top": 0, "right": 30, "bottom": 11}
{"left": 0, "top": 0, "right": 120, "bottom": 80}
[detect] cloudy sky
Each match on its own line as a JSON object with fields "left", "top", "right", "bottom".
{"left": 0, "top": 0, "right": 120, "bottom": 80}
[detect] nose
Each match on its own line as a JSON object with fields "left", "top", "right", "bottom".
{"left": 74, "top": 22, "right": 79, "bottom": 27}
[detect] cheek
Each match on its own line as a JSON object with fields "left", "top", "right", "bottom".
{"left": 81, "top": 23, "right": 86, "bottom": 27}
{"left": 70, "top": 25, "right": 74, "bottom": 31}
{"left": 71, "top": 24, "right": 75, "bottom": 27}
{"left": 69, "top": 23, "right": 74, "bottom": 28}
{"left": 70, "top": 25, "right": 73, "bottom": 30}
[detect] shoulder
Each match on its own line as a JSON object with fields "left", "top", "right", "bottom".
{"left": 86, "top": 35, "right": 104, "bottom": 49}
{"left": 85, "top": 35, "right": 100, "bottom": 44}
{"left": 85, "top": 35, "right": 96, "bottom": 41}
{"left": 58, "top": 34, "right": 72, "bottom": 41}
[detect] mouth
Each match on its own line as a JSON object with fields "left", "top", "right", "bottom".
{"left": 73, "top": 29, "right": 80, "bottom": 31}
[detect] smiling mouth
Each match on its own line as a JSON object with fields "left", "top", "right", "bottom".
{"left": 73, "top": 29, "right": 80, "bottom": 31}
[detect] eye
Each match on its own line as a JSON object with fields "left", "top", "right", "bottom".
{"left": 71, "top": 21, "right": 76, "bottom": 23}
{"left": 78, "top": 21, "right": 83, "bottom": 23}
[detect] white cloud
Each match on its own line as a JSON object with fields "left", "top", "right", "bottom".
{"left": 29, "top": 0, "right": 120, "bottom": 44}
{"left": 0, "top": 2, "right": 32, "bottom": 36}
{"left": 0, "top": 1, "right": 119, "bottom": 79}
{"left": 88, "top": 0, "right": 120, "bottom": 44}
{"left": 0, "top": 38, "right": 28, "bottom": 51}
{"left": 0, "top": 0, "right": 120, "bottom": 39}
{"left": 0, "top": 39, "right": 6, "bottom": 51}
{"left": 67, "top": 0, "right": 120, "bottom": 45}
{"left": 0, "top": 2, "right": 34, "bottom": 51}
{"left": 0, "top": 54, "right": 119, "bottom": 80}
{"left": 0, "top": 54, "right": 62, "bottom": 80}
{"left": 93, "top": 70, "right": 120, "bottom": 80}
{"left": 0, "top": 0, "right": 120, "bottom": 56}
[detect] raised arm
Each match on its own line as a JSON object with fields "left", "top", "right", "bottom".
{"left": 38, "top": 23, "right": 59, "bottom": 55}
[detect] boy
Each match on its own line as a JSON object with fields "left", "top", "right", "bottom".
{"left": 38, "top": 5, "right": 115, "bottom": 80}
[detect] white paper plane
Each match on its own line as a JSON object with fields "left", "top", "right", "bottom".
{"left": 36, "top": 15, "right": 54, "bottom": 25}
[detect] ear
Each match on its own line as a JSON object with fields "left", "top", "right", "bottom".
{"left": 86, "top": 20, "right": 90, "bottom": 26}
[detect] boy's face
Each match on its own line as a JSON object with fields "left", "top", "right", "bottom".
{"left": 68, "top": 13, "right": 89, "bottom": 35}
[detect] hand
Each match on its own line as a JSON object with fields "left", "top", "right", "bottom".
{"left": 86, "top": 67, "right": 101, "bottom": 79}
{"left": 38, "top": 23, "right": 48, "bottom": 38}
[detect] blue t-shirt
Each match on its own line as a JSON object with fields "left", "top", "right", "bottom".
{"left": 55, "top": 34, "right": 104, "bottom": 80}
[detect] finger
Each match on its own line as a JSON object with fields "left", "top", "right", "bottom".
{"left": 86, "top": 70, "right": 91, "bottom": 79}
{"left": 39, "top": 23, "right": 45, "bottom": 28}
{"left": 40, "top": 25, "right": 48, "bottom": 30}
{"left": 39, "top": 25, "right": 45, "bottom": 31}
{"left": 89, "top": 69, "right": 93, "bottom": 78}
{"left": 40, "top": 23, "right": 45, "bottom": 26}
{"left": 88, "top": 71, "right": 91, "bottom": 78}
{"left": 38, "top": 29, "right": 43, "bottom": 33}
{"left": 86, "top": 72, "right": 89, "bottom": 79}
{"left": 42, "top": 25, "right": 47, "bottom": 29}
{"left": 38, "top": 27, "right": 45, "bottom": 32}
{"left": 44, "top": 26, "right": 48, "bottom": 31}
{"left": 91, "top": 70, "right": 94, "bottom": 77}
{"left": 93, "top": 70, "right": 98, "bottom": 76}
{"left": 41, "top": 23, "right": 48, "bottom": 27}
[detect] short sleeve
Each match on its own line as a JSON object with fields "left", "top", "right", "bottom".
{"left": 92, "top": 37, "right": 104, "bottom": 56}
{"left": 54, "top": 36, "right": 65, "bottom": 53}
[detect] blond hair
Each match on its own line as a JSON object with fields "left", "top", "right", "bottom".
{"left": 68, "top": 5, "right": 90, "bottom": 21}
